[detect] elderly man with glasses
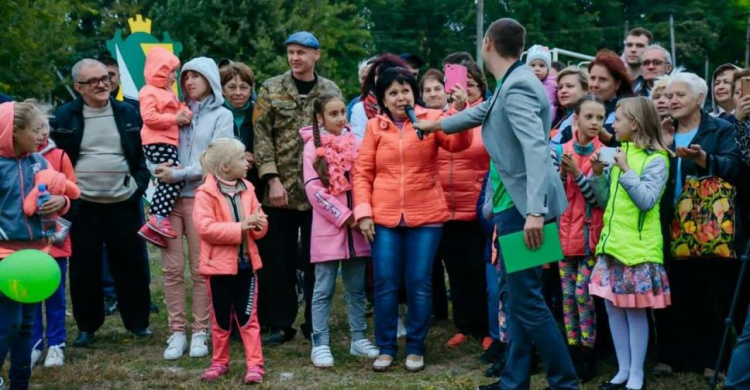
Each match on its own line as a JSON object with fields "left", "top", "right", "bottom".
{"left": 636, "top": 45, "right": 674, "bottom": 97}
{"left": 50, "top": 58, "right": 153, "bottom": 347}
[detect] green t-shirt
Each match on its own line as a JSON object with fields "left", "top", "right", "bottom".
{"left": 488, "top": 75, "right": 514, "bottom": 214}
{"left": 490, "top": 160, "right": 514, "bottom": 213}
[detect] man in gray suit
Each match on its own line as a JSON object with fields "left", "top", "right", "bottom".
{"left": 416, "top": 18, "right": 578, "bottom": 390}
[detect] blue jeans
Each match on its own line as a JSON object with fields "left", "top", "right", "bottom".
{"left": 311, "top": 259, "right": 367, "bottom": 347}
{"left": 32, "top": 258, "right": 68, "bottom": 348}
{"left": 725, "top": 303, "right": 750, "bottom": 389}
{"left": 0, "top": 292, "right": 37, "bottom": 389}
{"left": 372, "top": 225, "right": 442, "bottom": 357}
{"left": 495, "top": 208, "right": 578, "bottom": 390}
{"left": 486, "top": 262, "right": 500, "bottom": 341}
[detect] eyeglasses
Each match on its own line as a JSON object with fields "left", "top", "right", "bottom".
{"left": 642, "top": 59, "right": 668, "bottom": 67}
{"left": 75, "top": 76, "right": 110, "bottom": 87}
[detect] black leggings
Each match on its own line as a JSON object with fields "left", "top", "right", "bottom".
{"left": 143, "top": 143, "right": 184, "bottom": 217}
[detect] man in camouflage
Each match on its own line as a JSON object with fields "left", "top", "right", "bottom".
{"left": 253, "top": 31, "right": 341, "bottom": 345}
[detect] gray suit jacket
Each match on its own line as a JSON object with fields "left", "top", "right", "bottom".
{"left": 442, "top": 63, "right": 567, "bottom": 219}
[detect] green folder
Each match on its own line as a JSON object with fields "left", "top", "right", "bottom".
{"left": 499, "top": 223, "right": 563, "bottom": 273}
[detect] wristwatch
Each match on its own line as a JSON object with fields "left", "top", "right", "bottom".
{"left": 527, "top": 213, "right": 544, "bottom": 217}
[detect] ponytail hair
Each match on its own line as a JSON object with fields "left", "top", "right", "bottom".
{"left": 310, "top": 92, "right": 344, "bottom": 188}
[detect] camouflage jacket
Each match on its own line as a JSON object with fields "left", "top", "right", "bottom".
{"left": 253, "top": 71, "right": 341, "bottom": 210}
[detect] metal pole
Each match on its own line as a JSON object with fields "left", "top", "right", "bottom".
{"left": 476, "top": 0, "right": 484, "bottom": 69}
{"left": 705, "top": 55, "right": 709, "bottom": 85}
{"left": 624, "top": 20, "right": 629, "bottom": 42}
{"left": 670, "top": 14, "right": 677, "bottom": 66}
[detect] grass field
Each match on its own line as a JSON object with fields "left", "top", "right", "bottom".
{"left": 17, "top": 247, "right": 714, "bottom": 389}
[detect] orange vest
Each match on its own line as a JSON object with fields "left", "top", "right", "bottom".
{"left": 557, "top": 136, "right": 605, "bottom": 257}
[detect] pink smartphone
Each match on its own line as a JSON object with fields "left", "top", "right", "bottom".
{"left": 444, "top": 64, "right": 468, "bottom": 94}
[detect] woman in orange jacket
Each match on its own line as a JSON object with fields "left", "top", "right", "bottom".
{"left": 193, "top": 138, "right": 267, "bottom": 385}
{"left": 353, "top": 67, "right": 472, "bottom": 372}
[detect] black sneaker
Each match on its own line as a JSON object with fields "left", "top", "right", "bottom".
{"left": 150, "top": 302, "right": 159, "bottom": 314}
{"left": 263, "top": 331, "right": 285, "bottom": 346}
{"left": 72, "top": 331, "right": 95, "bottom": 347}
{"left": 477, "top": 381, "right": 502, "bottom": 390}
{"left": 104, "top": 297, "right": 118, "bottom": 316}
{"left": 264, "top": 328, "right": 296, "bottom": 346}
{"left": 485, "top": 359, "right": 504, "bottom": 377}
{"left": 479, "top": 340, "right": 505, "bottom": 364}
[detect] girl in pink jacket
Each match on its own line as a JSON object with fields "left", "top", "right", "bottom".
{"left": 193, "top": 138, "right": 267, "bottom": 384}
{"left": 301, "top": 93, "right": 379, "bottom": 368}
{"left": 138, "top": 47, "right": 192, "bottom": 244}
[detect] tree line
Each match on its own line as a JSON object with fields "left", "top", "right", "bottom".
{"left": 2, "top": 0, "right": 748, "bottom": 99}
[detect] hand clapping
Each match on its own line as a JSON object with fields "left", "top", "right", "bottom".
{"left": 242, "top": 211, "right": 267, "bottom": 231}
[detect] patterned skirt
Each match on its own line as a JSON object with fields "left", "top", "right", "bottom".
{"left": 589, "top": 254, "right": 671, "bottom": 309}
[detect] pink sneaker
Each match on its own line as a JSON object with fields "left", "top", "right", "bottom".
{"left": 201, "top": 363, "right": 229, "bottom": 381}
{"left": 244, "top": 367, "right": 264, "bottom": 384}
{"left": 138, "top": 224, "right": 167, "bottom": 248}
{"left": 147, "top": 215, "right": 177, "bottom": 239}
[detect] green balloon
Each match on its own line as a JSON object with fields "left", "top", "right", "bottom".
{"left": 0, "top": 249, "right": 61, "bottom": 303}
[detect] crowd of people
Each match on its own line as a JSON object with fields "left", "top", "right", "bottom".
{"left": 0, "top": 16, "right": 749, "bottom": 390}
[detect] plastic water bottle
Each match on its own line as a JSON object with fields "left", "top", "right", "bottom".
{"left": 37, "top": 184, "right": 57, "bottom": 237}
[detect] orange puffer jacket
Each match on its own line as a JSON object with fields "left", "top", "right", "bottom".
{"left": 437, "top": 99, "right": 490, "bottom": 221}
{"left": 353, "top": 106, "right": 473, "bottom": 227}
{"left": 193, "top": 174, "right": 267, "bottom": 275}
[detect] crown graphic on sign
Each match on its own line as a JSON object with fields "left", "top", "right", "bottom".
{"left": 128, "top": 15, "right": 152, "bottom": 34}
{"left": 106, "top": 14, "right": 183, "bottom": 102}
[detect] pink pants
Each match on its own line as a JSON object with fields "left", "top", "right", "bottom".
{"left": 206, "top": 270, "right": 264, "bottom": 371}
{"left": 160, "top": 198, "right": 210, "bottom": 333}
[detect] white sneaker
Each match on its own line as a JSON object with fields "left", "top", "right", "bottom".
{"left": 189, "top": 330, "right": 209, "bottom": 358}
{"left": 350, "top": 339, "right": 379, "bottom": 358}
{"left": 44, "top": 344, "right": 65, "bottom": 367}
{"left": 397, "top": 317, "right": 407, "bottom": 339}
{"left": 30, "top": 339, "right": 43, "bottom": 367}
{"left": 311, "top": 345, "right": 334, "bottom": 368}
{"left": 163, "top": 332, "right": 188, "bottom": 360}
{"left": 405, "top": 354, "right": 424, "bottom": 372}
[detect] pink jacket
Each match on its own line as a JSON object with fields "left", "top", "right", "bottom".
{"left": 542, "top": 76, "right": 558, "bottom": 115}
{"left": 139, "top": 47, "right": 187, "bottom": 146}
{"left": 300, "top": 125, "right": 371, "bottom": 263}
{"left": 193, "top": 174, "right": 267, "bottom": 275}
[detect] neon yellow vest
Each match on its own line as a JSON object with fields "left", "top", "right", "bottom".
{"left": 595, "top": 143, "right": 668, "bottom": 266}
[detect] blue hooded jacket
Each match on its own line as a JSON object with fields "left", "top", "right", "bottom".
{"left": 0, "top": 102, "right": 47, "bottom": 244}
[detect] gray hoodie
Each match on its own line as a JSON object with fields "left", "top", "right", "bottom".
{"left": 152, "top": 57, "right": 234, "bottom": 197}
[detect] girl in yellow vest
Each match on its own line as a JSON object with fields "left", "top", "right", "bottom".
{"left": 588, "top": 97, "right": 673, "bottom": 390}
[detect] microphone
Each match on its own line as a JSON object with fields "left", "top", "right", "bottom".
{"left": 405, "top": 105, "right": 424, "bottom": 140}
